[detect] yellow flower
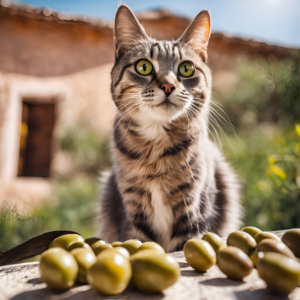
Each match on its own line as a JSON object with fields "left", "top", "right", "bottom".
{"left": 268, "top": 156, "right": 275, "bottom": 165}
{"left": 296, "top": 124, "right": 300, "bottom": 139}
{"left": 268, "top": 156, "right": 287, "bottom": 180}
{"left": 270, "top": 164, "right": 287, "bottom": 180}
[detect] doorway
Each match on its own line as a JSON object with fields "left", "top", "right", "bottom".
{"left": 18, "top": 100, "right": 56, "bottom": 177}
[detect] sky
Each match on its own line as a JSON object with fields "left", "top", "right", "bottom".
{"left": 15, "top": 0, "right": 300, "bottom": 48}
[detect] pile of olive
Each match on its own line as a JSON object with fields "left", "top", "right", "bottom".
{"left": 39, "top": 234, "right": 180, "bottom": 295}
{"left": 183, "top": 227, "right": 300, "bottom": 294}
{"left": 39, "top": 227, "right": 300, "bottom": 295}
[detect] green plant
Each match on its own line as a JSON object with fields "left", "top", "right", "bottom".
{"left": 223, "top": 125, "right": 300, "bottom": 230}
{"left": 214, "top": 53, "right": 300, "bottom": 130}
{"left": 59, "top": 124, "right": 112, "bottom": 174}
{"left": 0, "top": 176, "right": 100, "bottom": 251}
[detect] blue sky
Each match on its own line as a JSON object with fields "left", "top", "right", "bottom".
{"left": 15, "top": 0, "right": 300, "bottom": 47}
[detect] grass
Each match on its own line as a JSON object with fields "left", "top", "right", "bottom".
{"left": 0, "top": 175, "right": 100, "bottom": 251}
{"left": 222, "top": 124, "right": 300, "bottom": 230}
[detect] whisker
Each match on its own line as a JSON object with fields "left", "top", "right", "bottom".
{"left": 113, "top": 103, "right": 141, "bottom": 132}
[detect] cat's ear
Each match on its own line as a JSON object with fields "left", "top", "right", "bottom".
{"left": 114, "top": 5, "right": 149, "bottom": 58}
{"left": 178, "top": 10, "right": 211, "bottom": 62}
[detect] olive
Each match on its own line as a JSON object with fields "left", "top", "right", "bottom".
{"left": 87, "top": 252, "right": 132, "bottom": 295}
{"left": 111, "top": 241, "right": 123, "bottom": 247}
{"left": 84, "top": 237, "right": 102, "bottom": 247}
{"left": 254, "top": 232, "right": 280, "bottom": 244}
{"left": 99, "top": 247, "right": 130, "bottom": 260}
{"left": 66, "top": 241, "right": 91, "bottom": 252}
{"left": 241, "top": 226, "right": 262, "bottom": 238}
{"left": 250, "top": 239, "right": 295, "bottom": 267}
{"left": 91, "top": 240, "right": 106, "bottom": 251}
{"left": 70, "top": 248, "right": 96, "bottom": 283}
{"left": 39, "top": 248, "right": 78, "bottom": 290}
{"left": 227, "top": 231, "right": 256, "bottom": 256}
{"left": 121, "top": 239, "right": 142, "bottom": 255}
{"left": 217, "top": 246, "right": 253, "bottom": 280}
{"left": 93, "top": 242, "right": 113, "bottom": 256}
{"left": 130, "top": 250, "right": 180, "bottom": 292}
{"left": 49, "top": 234, "right": 84, "bottom": 250}
{"left": 138, "top": 242, "right": 165, "bottom": 254}
{"left": 257, "top": 252, "right": 300, "bottom": 294}
{"left": 202, "top": 232, "right": 225, "bottom": 252}
{"left": 282, "top": 229, "right": 300, "bottom": 258}
{"left": 184, "top": 239, "right": 216, "bottom": 272}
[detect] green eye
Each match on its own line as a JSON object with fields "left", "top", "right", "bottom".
{"left": 136, "top": 60, "right": 153, "bottom": 76}
{"left": 179, "top": 62, "right": 194, "bottom": 77}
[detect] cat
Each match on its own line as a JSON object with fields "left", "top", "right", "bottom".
{"left": 98, "top": 5, "right": 242, "bottom": 252}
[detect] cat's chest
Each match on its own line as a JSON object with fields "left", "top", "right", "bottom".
{"left": 148, "top": 181, "right": 173, "bottom": 247}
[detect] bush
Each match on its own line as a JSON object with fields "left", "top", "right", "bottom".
{"left": 59, "top": 124, "right": 112, "bottom": 175}
{"left": 0, "top": 176, "right": 100, "bottom": 251}
{"left": 223, "top": 125, "right": 300, "bottom": 230}
{"left": 215, "top": 53, "right": 300, "bottom": 130}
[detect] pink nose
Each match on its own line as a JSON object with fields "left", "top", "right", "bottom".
{"left": 160, "top": 83, "right": 175, "bottom": 96}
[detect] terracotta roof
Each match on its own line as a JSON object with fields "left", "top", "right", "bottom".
{"left": 0, "top": 0, "right": 297, "bottom": 57}
{"left": 0, "top": 0, "right": 112, "bottom": 28}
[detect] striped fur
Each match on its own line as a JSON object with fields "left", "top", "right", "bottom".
{"left": 99, "top": 5, "right": 242, "bottom": 252}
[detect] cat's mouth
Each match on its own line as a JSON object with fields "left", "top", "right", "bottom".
{"left": 156, "top": 98, "right": 177, "bottom": 107}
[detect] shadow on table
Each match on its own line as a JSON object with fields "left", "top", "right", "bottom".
{"left": 200, "top": 277, "right": 244, "bottom": 287}
{"left": 10, "top": 285, "right": 165, "bottom": 300}
{"left": 26, "top": 277, "right": 42, "bottom": 285}
{"left": 235, "top": 289, "right": 290, "bottom": 300}
{"left": 178, "top": 262, "right": 189, "bottom": 268}
{"left": 181, "top": 269, "right": 204, "bottom": 277}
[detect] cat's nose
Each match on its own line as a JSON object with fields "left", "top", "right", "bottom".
{"left": 160, "top": 83, "right": 175, "bottom": 96}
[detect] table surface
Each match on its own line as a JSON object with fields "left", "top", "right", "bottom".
{"left": 0, "top": 230, "right": 299, "bottom": 300}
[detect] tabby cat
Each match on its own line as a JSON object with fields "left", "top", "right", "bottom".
{"left": 99, "top": 5, "right": 242, "bottom": 252}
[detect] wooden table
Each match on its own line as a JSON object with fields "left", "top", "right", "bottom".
{"left": 0, "top": 230, "right": 299, "bottom": 300}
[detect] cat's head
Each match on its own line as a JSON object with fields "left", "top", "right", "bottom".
{"left": 111, "top": 5, "right": 211, "bottom": 126}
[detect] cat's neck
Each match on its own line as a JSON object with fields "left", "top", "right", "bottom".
{"left": 133, "top": 112, "right": 208, "bottom": 143}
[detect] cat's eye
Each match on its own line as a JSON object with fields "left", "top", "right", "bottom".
{"left": 178, "top": 62, "right": 195, "bottom": 77}
{"left": 135, "top": 60, "right": 153, "bottom": 76}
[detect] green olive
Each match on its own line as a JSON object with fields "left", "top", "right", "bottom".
{"left": 217, "top": 246, "right": 253, "bottom": 280}
{"left": 70, "top": 248, "right": 96, "bottom": 283}
{"left": 250, "top": 239, "right": 295, "bottom": 267}
{"left": 202, "top": 232, "right": 225, "bottom": 252}
{"left": 138, "top": 242, "right": 165, "bottom": 254}
{"left": 93, "top": 242, "right": 113, "bottom": 256}
{"left": 282, "top": 229, "right": 300, "bottom": 258}
{"left": 130, "top": 250, "right": 180, "bottom": 292}
{"left": 254, "top": 232, "right": 280, "bottom": 245}
{"left": 249, "top": 250, "right": 259, "bottom": 268}
{"left": 184, "top": 239, "right": 216, "bottom": 272}
{"left": 121, "top": 239, "right": 142, "bottom": 255}
{"left": 257, "top": 252, "right": 300, "bottom": 294}
{"left": 66, "top": 241, "right": 91, "bottom": 252}
{"left": 91, "top": 240, "right": 106, "bottom": 251}
{"left": 178, "top": 61, "right": 194, "bottom": 77}
{"left": 39, "top": 248, "right": 78, "bottom": 290}
{"left": 84, "top": 237, "right": 102, "bottom": 247}
{"left": 135, "top": 60, "right": 153, "bottom": 76}
{"left": 87, "top": 252, "right": 132, "bottom": 295}
{"left": 227, "top": 231, "right": 257, "bottom": 256}
{"left": 49, "top": 234, "right": 84, "bottom": 250}
{"left": 241, "top": 226, "right": 262, "bottom": 238}
{"left": 111, "top": 241, "right": 123, "bottom": 247}
{"left": 99, "top": 247, "right": 130, "bottom": 260}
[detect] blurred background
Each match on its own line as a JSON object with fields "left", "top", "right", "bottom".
{"left": 0, "top": 0, "right": 299, "bottom": 252}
